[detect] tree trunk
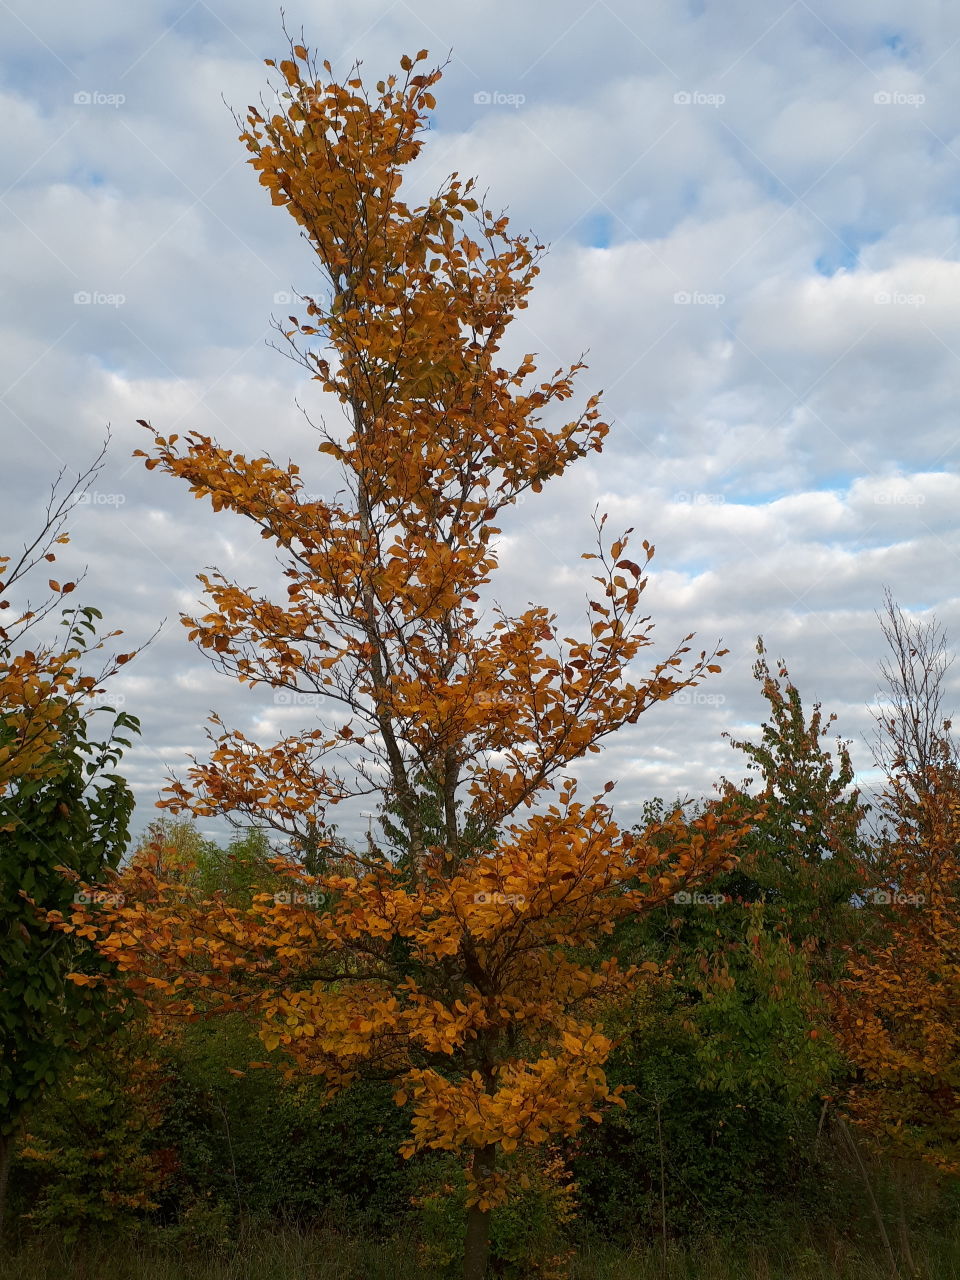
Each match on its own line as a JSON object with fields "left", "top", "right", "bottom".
{"left": 0, "top": 1129, "right": 13, "bottom": 1238}
{"left": 837, "top": 1117, "right": 899, "bottom": 1278}
{"left": 894, "top": 1158, "right": 920, "bottom": 1277}
{"left": 462, "top": 1144, "right": 496, "bottom": 1280}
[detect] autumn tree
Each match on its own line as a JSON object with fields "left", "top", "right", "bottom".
{"left": 870, "top": 589, "right": 960, "bottom": 857}
{"left": 835, "top": 776, "right": 960, "bottom": 1177}
{"left": 835, "top": 605, "right": 960, "bottom": 1180}
{"left": 0, "top": 441, "right": 134, "bottom": 804}
{"left": 63, "top": 44, "right": 747, "bottom": 1279}
{"left": 0, "top": 452, "right": 143, "bottom": 1232}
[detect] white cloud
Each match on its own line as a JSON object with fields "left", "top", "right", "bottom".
{"left": 2, "top": 0, "right": 959, "bottom": 847}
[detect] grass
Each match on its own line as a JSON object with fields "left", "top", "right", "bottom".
{"left": 2, "top": 1221, "right": 960, "bottom": 1280}
{"left": 572, "top": 1229, "right": 960, "bottom": 1279}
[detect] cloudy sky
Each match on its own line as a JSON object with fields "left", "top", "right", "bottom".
{"left": 2, "top": 0, "right": 959, "bottom": 848}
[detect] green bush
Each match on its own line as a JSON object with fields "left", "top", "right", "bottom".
{"left": 413, "top": 1149, "right": 577, "bottom": 1279}
{"left": 150, "top": 1014, "right": 415, "bottom": 1233}
{"left": 11, "top": 1029, "right": 170, "bottom": 1239}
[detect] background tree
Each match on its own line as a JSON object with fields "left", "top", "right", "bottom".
{"left": 718, "top": 638, "right": 868, "bottom": 980}
{"left": 869, "top": 589, "right": 960, "bottom": 858}
{"left": 0, "top": 440, "right": 134, "bottom": 806}
{"left": 835, "top": 774, "right": 960, "bottom": 1177}
{"left": 0, "top": 453, "right": 143, "bottom": 1232}
{"left": 65, "top": 41, "right": 750, "bottom": 1280}
{"left": 574, "top": 646, "right": 861, "bottom": 1243}
{"left": 834, "top": 602, "right": 960, "bottom": 1182}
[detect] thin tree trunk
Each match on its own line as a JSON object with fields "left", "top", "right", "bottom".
{"left": 463, "top": 1144, "right": 496, "bottom": 1280}
{"left": 894, "top": 1158, "right": 919, "bottom": 1277}
{"left": 0, "top": 1129, "right": 14, "bottom": 1238}
{"left": 838, "top": 1117, "right": 900, "bottom": 1278}
{"left": 655, "top": 1098, "right": 668, "bottom": 1280}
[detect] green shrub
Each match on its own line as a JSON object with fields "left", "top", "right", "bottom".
{"left": 11, "top": 1031, "right": 170, "bottom": 1239}
{"left": 413, "top": 1148, "right": 577, "bottom": 1279}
